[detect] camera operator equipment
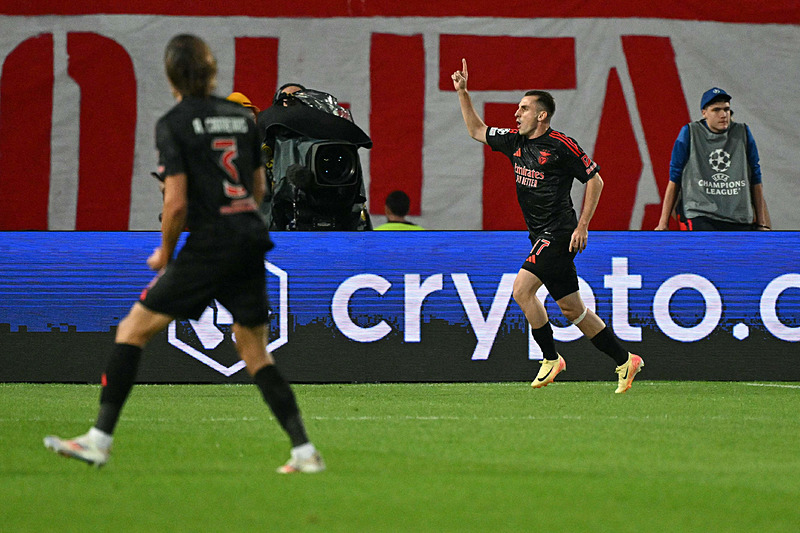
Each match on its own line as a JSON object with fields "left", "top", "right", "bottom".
{"left": 258, "top": 89, "right": 372, "bottom": 231}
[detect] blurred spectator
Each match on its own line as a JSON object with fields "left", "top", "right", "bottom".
{"left": 272, "top": 82, "right": 307, "bottom": 107}
{"left": 374, "top": 190, "right": 425, "bottom": 230}
{"left": 226, "top": 91, "right": 260, "bottom": 120}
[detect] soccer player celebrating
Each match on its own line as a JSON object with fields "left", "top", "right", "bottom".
{"left": 44, "top": 34, "right": 324, "bottom": 473}
{"left": 452, "top": 58, "right": 643, "bottom": 393}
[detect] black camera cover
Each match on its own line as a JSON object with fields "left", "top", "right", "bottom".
{"left": 258, "top": 93, "right": 372, "bottom": 149}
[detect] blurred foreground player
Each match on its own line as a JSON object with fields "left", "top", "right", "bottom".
{"left": 452, "top": 58, "right": 643, "bottom": 393}
{"left": 44, "top": 34, "right": 324, "bottom": 473}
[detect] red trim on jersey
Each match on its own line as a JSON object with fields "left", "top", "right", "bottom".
{"left": 548, "top": 130, "right": 582, "bottom": 157}
{"left": 220, "top": 197, "right": 258, "bottom": 214}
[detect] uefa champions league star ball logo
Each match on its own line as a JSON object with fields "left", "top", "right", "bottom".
{"left": 708, "top": 148, "right": 731, "bottom": 179}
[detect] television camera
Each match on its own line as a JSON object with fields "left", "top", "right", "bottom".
{"left": 258, "top": 89, "right": 372, "bottom": 230}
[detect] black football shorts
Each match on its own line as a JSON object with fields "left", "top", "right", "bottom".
{"left": 520, "top": 232, "right": 579, "bottom": 301}
{"left": 140, "top": 237, "right": 269, "bottom": 328}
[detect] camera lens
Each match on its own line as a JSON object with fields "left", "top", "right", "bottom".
{"left": 314, "top": 144, "right": 357, "bottom": 186}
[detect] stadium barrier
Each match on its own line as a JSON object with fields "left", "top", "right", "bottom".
{"left": 1, "top": 231, "right": 798, "bottom": 383}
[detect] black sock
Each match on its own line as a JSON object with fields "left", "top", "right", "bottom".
{"left": 590, "top": 327, "right": 629, "bottom": 366}
{"left": 531, "top": 322, "right": 558, "bottom": 360}
{"left": 253, "top": 365, "right": 309, "bottom": 448}
{"left": 95, "top": 343, "right": 142, "bottom": 434}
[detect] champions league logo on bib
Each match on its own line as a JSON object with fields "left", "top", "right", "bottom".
{"left": 699, "top": 148, "right": 745, "bottom": 195}
{"left": 708, "top": 148, "right": 732, "bottom": 180}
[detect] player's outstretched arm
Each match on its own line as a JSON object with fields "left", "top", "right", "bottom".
{"left": 452, "top": 58, "right": 487, "bottom": 144}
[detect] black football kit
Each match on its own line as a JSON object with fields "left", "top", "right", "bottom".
{"left": 487, "top": 126, "right": 600, "bottom": 300}
{"left": 142, "top": 96, "right": 271, "bottom": 326}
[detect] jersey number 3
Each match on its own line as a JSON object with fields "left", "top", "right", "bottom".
{"left": 212, "top": 137, "right": 248, "bottom": 199}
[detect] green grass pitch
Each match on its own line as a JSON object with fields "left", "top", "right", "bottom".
{"left": 2, "top": 381, "right": 799, "bottom": 532}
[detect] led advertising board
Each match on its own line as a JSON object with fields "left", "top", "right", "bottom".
{"left": 1, "top": 232, "right": 798, "bottom": 383}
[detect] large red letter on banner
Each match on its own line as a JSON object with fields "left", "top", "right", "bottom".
{"left": 0, "top": 34, "right": 54, "bottom": 230}
{"left": 233, "top": 37, "right": 279, "bottom": 112}
{"left": 68, "top": 33, "right": 136, "bottom": 230}
{"left": 369, "top": 33, "right": 426, "bottom": 216}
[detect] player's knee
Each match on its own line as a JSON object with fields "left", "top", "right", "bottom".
{"left": 512, "top": 289, "right": 533, "bottom": 310}
{"left": 512, "top": 285, "right": 524, "bottom": 306}
{"left": 512, "top": 281, "right": 535, "bottom": 306}
{"left": 114, "top": 315, "right": 148, "bottom": 347}
{"left": 559, "top": 302, "right": 584, "bottom": 323}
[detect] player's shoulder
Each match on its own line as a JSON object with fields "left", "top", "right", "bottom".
{"left": 546, "top": 128, "right": 584, "bottom": 155}
{"left": 486, "top": 127, "right": 523, "bottom": 152}
{"left": 163, "top": 96, "right": 250, "bottom": 118}
{"left": 160, "top": 96, "right": 255, "bottom": 133}
{"left": 157, "top": 98, "right": 197, "bottom": 131}
{"left": 210, "top": 95, "right": 252, "bottom": 118}
{"left": 157, "top": 100, "right": 183, "bottom": 124}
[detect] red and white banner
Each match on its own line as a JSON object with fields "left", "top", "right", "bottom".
{"left": 1, "top": 2, "right": 798, "bottom": 230}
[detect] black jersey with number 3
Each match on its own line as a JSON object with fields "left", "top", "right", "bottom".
{"left": 156, "top": 96, "right": 265, "bottom": 233}
{"left": 486, "top": 127, "right": 599, "bottom": 236}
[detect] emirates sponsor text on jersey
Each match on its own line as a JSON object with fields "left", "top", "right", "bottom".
{"left": 514, "top": 162, "right": 544, "bottom": 188}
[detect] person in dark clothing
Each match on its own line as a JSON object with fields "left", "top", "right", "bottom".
{"left": 374, "top": 190, "right": 425, "bottom": 230}
{"left": 44, "top": 34, "right": 324, "bottom": 473}
{"left": 452, "top": 58, "right": 643, "bottom": 394}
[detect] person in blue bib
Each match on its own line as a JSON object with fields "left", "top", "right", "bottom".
{"left": 655, "top": 87, "right": 771, "bottom": 231}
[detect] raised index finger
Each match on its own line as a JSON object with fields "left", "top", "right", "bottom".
{"left": 462, "top": 58, "right": 468, "bottom": 77}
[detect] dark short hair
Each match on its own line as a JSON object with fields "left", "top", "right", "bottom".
{"left": 385, "top": 190, "right": 411, "bottom": 217}
{"left": 524, "top": 90, "right": 555, "bottom": 120}
{"left": 164, "top": 34, "right": 217, "bottom": 98}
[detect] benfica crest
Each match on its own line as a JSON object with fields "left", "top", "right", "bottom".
{"left": 538, "top": 150, "right": 552, "bottom": 165}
